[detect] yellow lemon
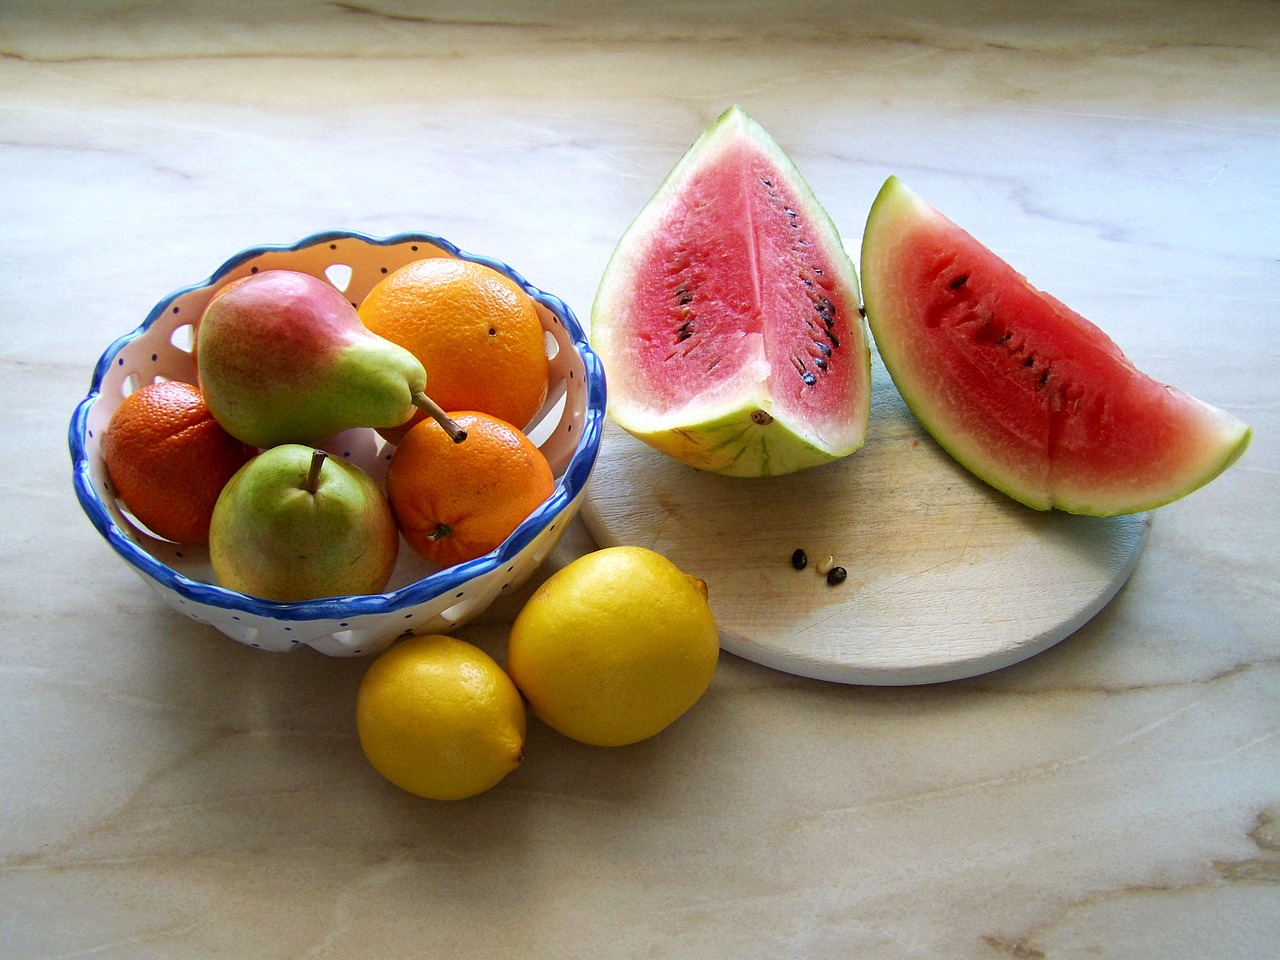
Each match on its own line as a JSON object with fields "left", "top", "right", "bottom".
{"left": 507, "top": 546, "right": 719, "bottom": 747}
{"left": 356, "top": 634, "right": 526, "bottom": 800}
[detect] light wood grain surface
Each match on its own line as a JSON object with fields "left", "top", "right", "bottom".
{"left": 9, "top": 2, "right": 1276, "bottom": 956}
{"left": 583, "top": 346, "right": 1151, "bottom": 684}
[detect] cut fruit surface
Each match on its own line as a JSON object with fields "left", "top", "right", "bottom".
{"left": 591, "top": 105, "right": 871, "bottom": 477}
{"left": 860, "top": 176, "right": 1251, "bottom": 516}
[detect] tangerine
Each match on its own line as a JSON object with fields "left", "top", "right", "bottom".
{"left": 358, "top": 258, "right": 550, "bottom": 443}
{"left": 386, "top": 411, "right": 555, "bottom": 568}
{"left": 102, "top": 379, "right": 255, "bottom": 544}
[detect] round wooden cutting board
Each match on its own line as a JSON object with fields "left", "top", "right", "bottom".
{"left": 580, "top": 347, "right": 1151, "bottom": 685}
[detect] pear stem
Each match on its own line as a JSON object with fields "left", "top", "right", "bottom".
{"left": 305, "top": 448, "right": 327, "bottom": 493}
{"left": 412, "top": 391, "right": 467, "bottom": 443}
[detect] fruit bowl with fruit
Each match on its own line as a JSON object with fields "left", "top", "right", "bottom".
{"left": 69, "top": 231, "right": 606, "bottom": 656}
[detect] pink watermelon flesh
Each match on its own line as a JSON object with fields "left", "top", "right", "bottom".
{"left": 593, "top": 106, "right": 868, "bottom": 475}
{"left": 628, "top": 149, "right": 859, "bottom": 430}
{"left": 861, "top": 177, "right": 1250, "bottom": 516}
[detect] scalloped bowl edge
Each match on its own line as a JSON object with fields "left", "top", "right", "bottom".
{"left": 69, "top": 230, "right": 607, "bottom": 656}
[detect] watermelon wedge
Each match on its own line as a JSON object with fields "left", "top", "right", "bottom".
{"left": 860, "top": 176, "right": 1251, "bottom": 516}
{"left": 591, "top": 106, "right": 871, "bottom": 477}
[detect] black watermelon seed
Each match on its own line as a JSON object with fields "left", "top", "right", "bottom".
{"left": 826, "top": 566, "right": 848, "bottom": 586}
{"left": 802, "top": 371, "right": 817, "bottom": 385}
{"left": 949, "top": 274, "right": 969, "bottom": 289}
{"left": 791, "top": 549, "right": 808, "bottom": 570}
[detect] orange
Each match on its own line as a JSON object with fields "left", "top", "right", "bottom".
{"left": 358, "top": 258, "right": 550, "bottom": 443}
{"left": 386, "top": 411, "right": 555, "bottom": 568}
{"left": 102, "top": 379, "right": 255, "bottom": 545}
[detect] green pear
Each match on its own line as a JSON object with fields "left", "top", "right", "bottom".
{"left": 197, "top": 270, "right": 464, "bottom": 448}
{"left": 209, "top": 445, "right": 400, "bottom": 602}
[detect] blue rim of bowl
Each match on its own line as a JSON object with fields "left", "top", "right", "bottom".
{"left": 68, "top": 229, "right": 607, "bottom": 623}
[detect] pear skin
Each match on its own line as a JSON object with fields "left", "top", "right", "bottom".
{"left": 209, "top": 445, "right": 400, "bottom": 602}
{"left": 196, "top": 270, "right": 427, "bottom": 448}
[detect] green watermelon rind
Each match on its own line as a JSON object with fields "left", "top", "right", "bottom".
{"left": 629, "top": 400, "right": 852, "bottom": 478}
{"left": 861, "top": 175, "right": 1252, "bottom": 517}
{"left": 1056, "top": 422, "right": 1250, "bottom": 516}
{"left": 591, "top": 105, "right": 871, "bottom": 478}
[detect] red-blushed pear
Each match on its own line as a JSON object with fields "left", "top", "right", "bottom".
{"left": 196, "top": 270, "right": 464, "bottom": 449}
{"left": 209, "top": 445, "right": 399, "bottom": 602}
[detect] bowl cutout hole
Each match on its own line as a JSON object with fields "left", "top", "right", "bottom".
{"left": 524, "top": 381, "right": 568, "bottom": 449}
{"left": 231, "top": 625, "right": 260, "bottom": 645}
{"left": 116, "top": 503, "right": 167, "bottom": 542}
{"left": 332, "top": 628, "right": 372, "bottom": 649}
{"left": 325, "top": 263, "right": 354, "bottom": 292}
{"left": 530, "top": 532, "right": 558, "bottom": 566}
{"left": 543, "top": 328, "right": 561, "bottom": 361}
{"left": 170, "top": 323, "right": 195, "bottom": 353}
{"left": 440, "top": 596, "right": 483, "bottom": 625}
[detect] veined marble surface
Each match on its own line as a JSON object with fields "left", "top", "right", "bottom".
{"left": 3, "top": 1, "right": 1278, "bottom": 957}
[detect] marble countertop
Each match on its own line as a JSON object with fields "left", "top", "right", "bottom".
{"left": 4, "top": 1, "right": 1277, "bottom": 956}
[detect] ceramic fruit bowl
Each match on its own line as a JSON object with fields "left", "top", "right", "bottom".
{"left": 69, "top": 231, "right": 606, "bottom": 656}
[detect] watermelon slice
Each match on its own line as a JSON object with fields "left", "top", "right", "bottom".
{"left": 591, "top": 106, "right": 871, "bottom": 477}
{"left": 860, "top": 176, "right": 1251, "bottom": 516}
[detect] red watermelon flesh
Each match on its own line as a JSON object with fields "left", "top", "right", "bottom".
{"left": 861, "top": 176, "right": 1250, "bottom": 516}
{"left": 626, "top": 144, "right": 861, "bottom": 436}
{"left": 592, "top": 106, "right": 869, "bottom": 477}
